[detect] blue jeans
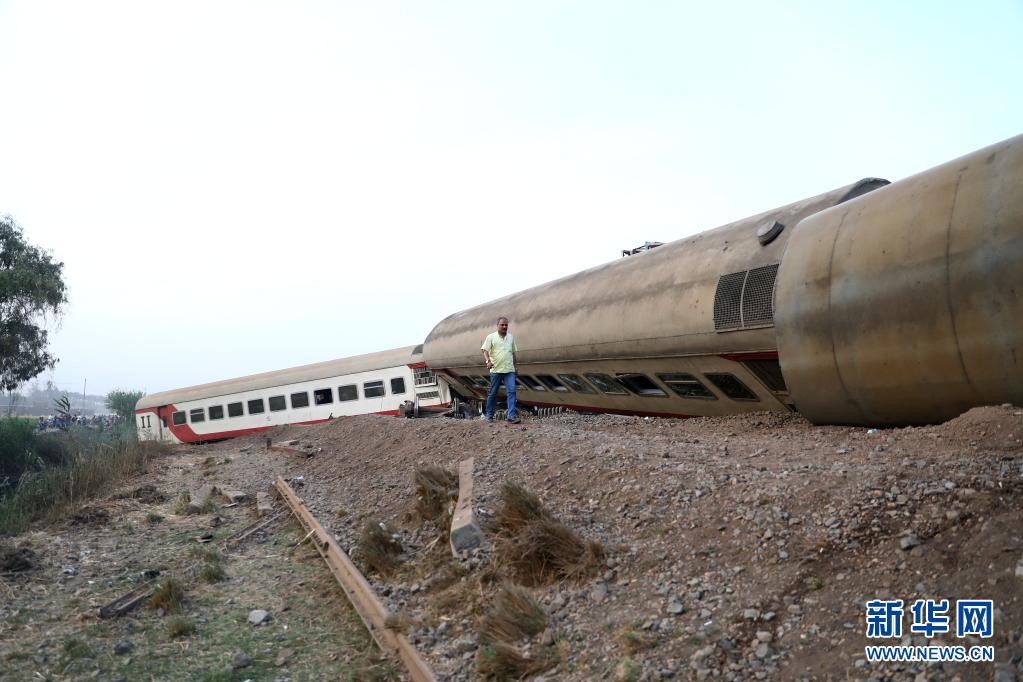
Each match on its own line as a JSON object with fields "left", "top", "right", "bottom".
{"left": 486, "top": 372, "right": 517, "bottom": 420}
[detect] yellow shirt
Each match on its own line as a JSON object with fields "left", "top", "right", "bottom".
{"left": 481, "top": 332, "right": 517, "bottom": 373}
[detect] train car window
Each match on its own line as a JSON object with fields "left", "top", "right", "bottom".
{"left": 558, "top": 374, "right": 596, "bottom": 394}
{"left": 657, "top": 373, "right": 717, "bottom": 400}
{"left": 616, "top": 374, "right": 668, "bottom": 397}
{"left": 476, "top": 375, "right": 494, "bottom": 387}
{"left": 248, "top": 398, "right": 265, "bottom": 414}
{"left": 189, "top": 408, "right": 206, "bottom": 423}
{"left": 514, "top": 376, "right": 529, "bottom": 390}
{"left": 172, "top": 411, "right": 186, "bottom": 425}
{"left": 290, "top": 391, "right": 309, "bottom": 408}
{"left": 743, "top": 359, "right": 788, "bottom": 392}
{"left": 269, "top": 395, "right": 286, "bottom": 412}
{"left": 208, "top": 405, "right": 225, "bottom": 420}
{"left": 584, "top": 373, "right": 629, "bottom": 395}
{"left": 313, "top": 388, "right": 333, "bottom": 405}
{"left": 413, "top": 366, "right": 437, "bottom": 387}
{"left": 338, "top": 384, "right": 358, "bottom": 401}
{"left": 364, "top": 380, "right": 385, "bottom": 398}
{"left": 391, "top": 377, "right": 406, "bottom": 395}
{"left": 704, "top": 373, "right": 759, "bottom": 401}
{"left": 227, "top": 402, "right": 243, "bottom": 417}
{"left": 536, "top": 374, "right": 570, "bottom": 392}
{"left": 519, "top": 375, "right": 547, "bottom": 391}
{"left": 460, "top": 376, "right": 476, "bottom": 389}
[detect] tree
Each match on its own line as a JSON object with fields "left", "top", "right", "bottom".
{"left": 106, "top": 389, "right": 144, "bottom": 421}
{"left": 0, "top": 216, "right": 68, "bottom": 392}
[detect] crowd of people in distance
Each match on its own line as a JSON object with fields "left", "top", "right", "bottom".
{"left": 36, "top": 414, "right": 125, "bottom": 432}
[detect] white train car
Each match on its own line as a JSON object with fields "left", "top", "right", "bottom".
{"left": 134, "top": 345, "right": 448, "bottom": 443}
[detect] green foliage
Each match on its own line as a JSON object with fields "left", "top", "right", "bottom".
{"left": 0, "top": 417, "right": 69, "bottom": 484}
{"left": 53, "top": 394, "right": 71, "bottom": 428}
{"left": 199, "top": 561, "right": 226, "bottom": 583}
{"left": 0, "top": 216, "right": 68, "bottom": 392}
{"left": 106, "top": 389, "right": 145, "bottom": 421}
{"left": 61, "top": 637, "right": 94, "bottom": 659}
{"left": 167, "top": 616, "right": 196, "bottom": 637}
{"left": 0, "top": 425, "right": 159, "bottom": 535}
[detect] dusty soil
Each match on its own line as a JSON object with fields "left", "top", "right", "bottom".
{"left": 2, "top": 405, "right": 1021, "bottom": 681}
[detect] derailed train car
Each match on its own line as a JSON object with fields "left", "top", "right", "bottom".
{"left": 423, "top": 134, "right": 1023, "bottom": 426}
{"left": 134, "top": 346, "right": 448, "bottom": 443}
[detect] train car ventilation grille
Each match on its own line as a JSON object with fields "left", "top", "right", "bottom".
{"left": 713, "top": 263, "right": 780, "bottom": 331}
{"left": 712, "top": 271, "right": 746, "bottom": 330}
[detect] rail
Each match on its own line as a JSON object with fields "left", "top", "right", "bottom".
{"left": 274, "top": 477, "right": 438, "bottom": 682}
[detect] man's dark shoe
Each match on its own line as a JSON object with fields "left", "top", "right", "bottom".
{"left": 507, "top": 417, "right": 521, "bottom": 424}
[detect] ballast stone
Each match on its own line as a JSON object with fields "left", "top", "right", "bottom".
{"left": 248, "top": 609, "right": 271, "bottom": 625}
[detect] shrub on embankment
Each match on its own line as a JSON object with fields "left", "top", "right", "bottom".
{"left": 0, "top": 420, "right": 164, "bottom": 535}
{"left": 0, "top": 418, "right": 71, "bottom": 482}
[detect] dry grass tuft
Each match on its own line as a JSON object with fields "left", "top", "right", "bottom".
{"left": 172, "top": 493, "right": 191, "bottom": 515}
{"left": 475, "top": 641, "right": 559, "bottom": 680}
{"left": 494, "top": 482, "right": 552, "bottom": 534}
{"left": 479, "top": 583, "right": 547, "bottom": 644}
{"left": 147, "top": 576, "right": 185, "bottom": 614}
{"left": 619, "top": 629, "right": 655, "bottom": 655}
{"left": 359, "top": 519, "right": 402, "bottom": 577}
{"left": 413, "top": 466, "right": 458, "bottom": 522}
{"left": 493, "top": 483, "right": 604, "bottom": 585}
{"left": 190, "top": 546, "right": 222, "bottom": 563}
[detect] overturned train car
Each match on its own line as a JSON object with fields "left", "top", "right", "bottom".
{"left": 423, "top": 134, "right": 1023, "bottom": 426}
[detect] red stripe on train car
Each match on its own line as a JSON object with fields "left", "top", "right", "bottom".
{"left": 716, "top": 350, "right": 779, "bottom": 362}
{"left": 517, "top": 399, "right": 698, "bottom": 419}
{"left": 135, "top": 406, "right": 412, "bottom": 443}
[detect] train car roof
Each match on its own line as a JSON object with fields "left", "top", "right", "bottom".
{"left": 137, "top": 345, "right": 421, "bottom": 409}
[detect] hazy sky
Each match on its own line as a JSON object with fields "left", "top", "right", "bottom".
{"left": 1, "top": 1, "right": 1021, "bottom": 396}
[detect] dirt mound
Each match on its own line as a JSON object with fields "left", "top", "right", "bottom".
{"left": 4, "top": 407, "right": 1021, "bottom": 681}
{"left": 68, "top": 506, "right": 110, "bottom": 526}
{"left": 930, "top": 403, "right": 1023, "bottom": 449}
{"left": 124, "top": 484, "right": 168, "bottom": 504}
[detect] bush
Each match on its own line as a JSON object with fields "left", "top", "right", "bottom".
{"left": 148, "top": 576, "right": 185, "bottom": 614}
{"left": 0, "top": 424, "right": 166, "bottom": 536}
{"left": 0, "top": 418, "right": 70, "bottom": 485}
